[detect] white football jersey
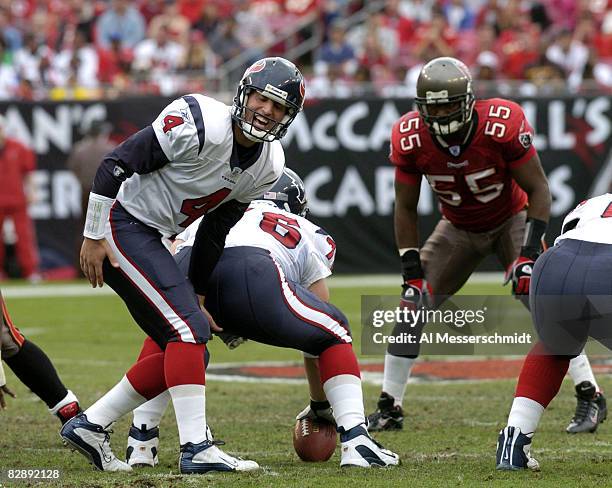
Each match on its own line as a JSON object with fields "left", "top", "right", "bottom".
{"left": 117, "top": 94, "right": 285, "bottom": 237}
{"left": 556, "top": 193, "right": 612, "bottom": 245}
{"left": 176, "top": 201, "right": 334, "bottom": 287}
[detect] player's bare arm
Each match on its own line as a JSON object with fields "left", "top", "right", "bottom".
{"left": 511, "top": 153, "right": 551, "bottom": 225}
{"left": 394, "top": 178, "right": 421, "bottom": 250}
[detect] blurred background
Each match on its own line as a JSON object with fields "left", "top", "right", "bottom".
{"left": 0, "top": 0, "right": 610, "bottom": 279}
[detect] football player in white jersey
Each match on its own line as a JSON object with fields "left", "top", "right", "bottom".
{"left": 61, "top": 57, "right": 305, "bottom": 474}
{"left": 496, "top": 194, "right": 612, "bottom": 470}
{"left": 124, "top": 169, "right": 399, "bottom": 468}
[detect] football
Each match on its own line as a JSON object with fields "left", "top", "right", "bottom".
{"left": 292, "top": 418, "right": 337, "bottom": 462}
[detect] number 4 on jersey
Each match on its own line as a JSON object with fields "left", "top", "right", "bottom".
{"left": 163, "top": 115, "right": 184, "bottom": 133}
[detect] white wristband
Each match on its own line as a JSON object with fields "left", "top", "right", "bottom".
{"left": 0, "top": 352, "right": 6, "bottom": 387}
{"left": 398, "top": 247, "right": 419, "bottom": 257}
{"left": 83, "top": 192, "right": 114, "bottom": 239}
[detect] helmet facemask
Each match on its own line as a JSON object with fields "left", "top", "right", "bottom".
{"left": 233, "top": 86, "right": 299, "bottom": 143}
{"left": 416, "top": 90, "right": 475, "bottom": 136}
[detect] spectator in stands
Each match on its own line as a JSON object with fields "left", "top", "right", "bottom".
{"left": 208, "top": 17, "right": 244, "bottom": 65}
{"left": 0, "top": 9, "right": 22, "bottom": 51}
{"left": 0, "top": 39, "right": 18, "bottom": 100}
{"left": 348, "top": 13, "right": 399, "bottom": 62}
{"left": 180, "top": 30, "right": 217, "bottom": 78}
{"left": 316, "top": 22, "right": 357, "bottom": 77}
{"left": 133, "top": 24, "right": 185, "bottom": 95}
{"left": 148, "top": 0, "right": 191, "bottom": 48}
{"left": 96, "top": 0, "right": 146, "bottom": 50}
{"left": 178, "top": 0, "right": 207, "bottom": 25}
{"left": 13, "top": 33, "right": 52, "bottom": 89}
{"left": 139, "top": 0, "right": 166, "bottom": 25}
{"left": 50, "top": 29, "right": 99, "bottom": 89}
{"left": 192, "top": 3, "right": 221, "bottom": 39}
{"left": 0, "top": 114, "right": 39, "bottom": 281}
{"left": 522, "top": 37, "right": 567, "bottom": 93}
{"left": 234, "top": 0, "right": 274, "bottom": 65}
{"left": 411, "top": 9, "right": 456, "bottom": 61}
{"left": 442, "top": 0, "right": 476, "bottom": 32}
{"left": 97, "top": 34, "right": 133, "bottom": 87}
{"left": 546, "top": 28, "right": 589, "bottom": 91}
{"left": 397, "top": 0, "right": 436, "bottom": 24}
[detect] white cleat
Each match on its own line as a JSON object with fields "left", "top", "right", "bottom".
{"left": 339, "top": 424, "right": 400, "bottom": 468}
{"left": 179, "top": 439, "right": 259, "bottom": 474}
{"left": 60, "top": 413, "right": 132, "bottom": 472}
{"left": 126, "top": 424, "right": 159, "bottom": 467}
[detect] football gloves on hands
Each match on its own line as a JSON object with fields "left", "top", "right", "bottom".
{"left": 504, "top": 256, "right": 535, "bottom": 296}
{"left": 400, "top": 250, "right": 433, "bottom": 309}
{"left": 296, "top": 399, "right": 335, "bottom": 425}
{"left": 505, "top": 218, "right": 548, "bottom": 297}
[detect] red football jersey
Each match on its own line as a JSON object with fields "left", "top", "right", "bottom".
{"left": 390, "top": 98, "right": 536, "bottom": 232}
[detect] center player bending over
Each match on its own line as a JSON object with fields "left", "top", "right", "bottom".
{"left": 125, "top": 169, "right": 399, "bottom": 468}
{"left": 368, "top": 57, "right": 606, "bottom": 434}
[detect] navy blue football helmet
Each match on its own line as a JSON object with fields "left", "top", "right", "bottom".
{"left": 232, "top": 57, "right": 305, "bottom": 143}
{"left": 262, "top": 168, "right": 308, "bottom": 217}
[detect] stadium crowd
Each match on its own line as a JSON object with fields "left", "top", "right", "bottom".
{"left": 0, "top": 0, "right": 610, "bottom": 100}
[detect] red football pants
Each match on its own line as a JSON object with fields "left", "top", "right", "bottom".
{"left": 0, "top": 206, "right": 39, "bottom": 277}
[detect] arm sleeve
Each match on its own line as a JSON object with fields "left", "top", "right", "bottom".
{"left": 389, "top": 120, "right": 422, "bottom": 186}
{"left": 500, "top": 101, "right": 537, "bottom": 169}
{"left": 188, "top": 200, "right": 249, "bottom": 295}
{"left": 302, "top": 249, "right": 332, "bottom": 288}
{"left": 91, "top": 126, "right": 170, "bottom": 198}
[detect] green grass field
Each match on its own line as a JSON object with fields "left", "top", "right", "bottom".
{"left": 0, "top": 280, "right": 610, "bottom": 487}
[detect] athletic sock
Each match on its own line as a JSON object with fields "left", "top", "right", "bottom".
{"left": 86, "top": 375, "right": 147, "bottom": 428}
{"left": 568, "top": 353, "right": 601, "bottom": 392}
{"left": 381, "top": 353, "right": 415, "bottom": 407}
{"left": 4, "top": 340, "right": 68, "bottom": 408}
{"left": 165, "top": 342, "right": 207, "bottom": 445}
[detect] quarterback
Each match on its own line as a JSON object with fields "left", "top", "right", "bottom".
{"left": 61, "top": 57, "right": 304, "bottom": 473}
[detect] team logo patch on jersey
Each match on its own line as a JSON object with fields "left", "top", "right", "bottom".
{"left": 518, "top": 131, "right": 533, "bottom": 148}
{"left": 449, "top": 145, "right": 461, "bottom": 156}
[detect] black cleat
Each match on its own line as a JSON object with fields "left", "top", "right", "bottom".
{"left": 566, "top": 381, "right": 607, "bottom": 433}
{"left": 366, "top": 392, "right": 404, "bottom": 432}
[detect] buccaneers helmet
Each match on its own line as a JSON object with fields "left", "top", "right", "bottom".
{"left": 262, "top": 167, "right": 308, "bottom": 217}
{"left": 232, "top": 57, "right": 305, "bottom": 143}
{"left": 415, "top": 57, "right": 475, "bottom": 136}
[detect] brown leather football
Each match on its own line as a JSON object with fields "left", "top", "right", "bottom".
{"left": 292, "top": 418, "right": 337, "bottom": 462}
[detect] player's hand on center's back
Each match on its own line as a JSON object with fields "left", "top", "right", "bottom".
{"left": 197, "top": 296, "right": 223, "bottom": 332}
{"left": 80, "top": 238, "right": 119, "bottom": 288}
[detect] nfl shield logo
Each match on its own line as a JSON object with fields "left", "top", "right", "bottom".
{"left": 449, "top": 145, "right": 460, "bottom": 156}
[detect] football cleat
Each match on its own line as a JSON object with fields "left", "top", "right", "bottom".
{"left": 126, "top": 424, "right": 159, "bottom": 467}
{"left": 339, "top": 424, "right": 400, "bottom": 468}
{"left": 179, "top": 440, "right": 259, "bottom": 474}
{"left": 566, "top": 381, "right": 607, "bottom": 433}
{"left": 367, "top": 392, "right": 404, "bottom": 432}
{"left": 496, "top": 426, "right": 540, "bottom": 471}
{"left": 60, "top": 413, "right": 132, "bottom": 472}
